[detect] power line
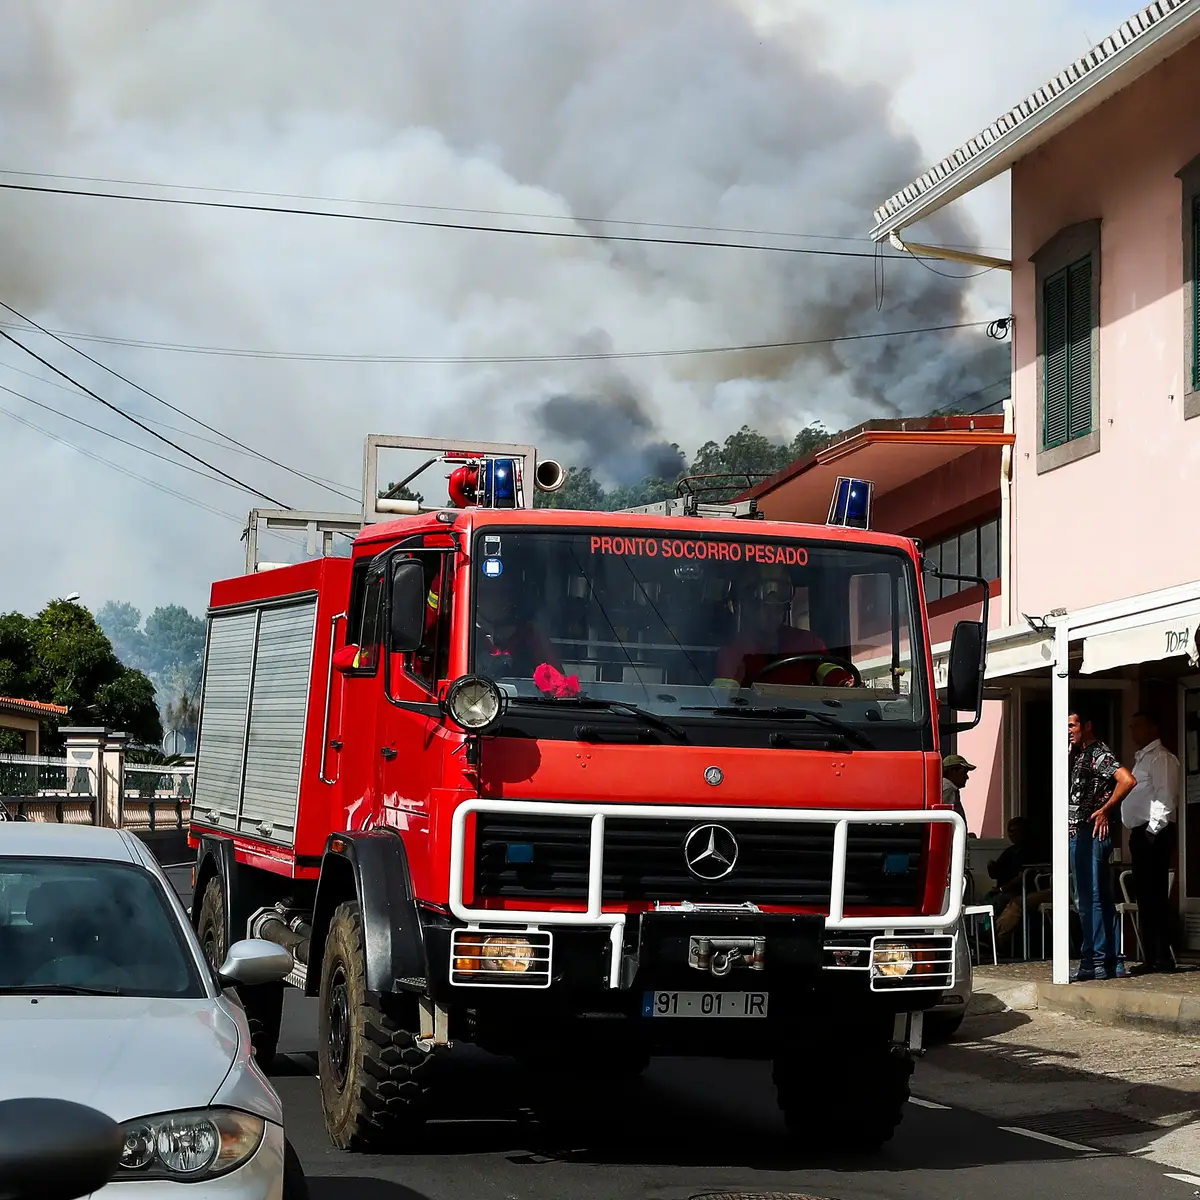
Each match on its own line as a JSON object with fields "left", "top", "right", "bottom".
{"left": 0, "top": 318, "right": 292, "bottom": 508}
{"left": 0, "top": 403, "right": 243, "bottom": 524}
{"left": 0, "top": 357, "right": 358, "bottom": 493}
{"left": 928, "top": 375, "right": 1011, "bottom": 416}
{"left": 0, "top": 301, "right": 357, "bottom": 503}
{"left": 0, "top": 315, "right": 995, "bottom": 365}
{"left": 0, "top": 178, "right": 988, "bottom": 263}
{"left": 0, "top": 380, "right": 260, "bottom": 495}
{"left": 0, "top": 166, "right": 1015, "bottom": 256}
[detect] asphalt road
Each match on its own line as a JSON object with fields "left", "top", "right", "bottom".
{"left": 267, "top": 989, "right": 1195, "bottom": 1200}
{"left": 162, "top": 865, "right": 1199, "bottom": 1200}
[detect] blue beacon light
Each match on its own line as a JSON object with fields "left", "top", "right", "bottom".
{"left": 827, "top": 476, "right": 874, "bottom": 530}
{"left": 480, "top": 458, "right": 518, "bottom": 508}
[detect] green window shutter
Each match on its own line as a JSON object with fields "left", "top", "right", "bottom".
{"left": 1066, "top": 257, "right": 1093, "bottom": 439}
{"left": 1193, "top": 197, "right": 1200, "bottom": 392}
{"left": 1043, "top": 269, "right": 1069, "bottom": 448}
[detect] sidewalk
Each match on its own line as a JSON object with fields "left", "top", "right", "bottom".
{"left": 973, "top": 960, "right": 1200, "bottom": 1035}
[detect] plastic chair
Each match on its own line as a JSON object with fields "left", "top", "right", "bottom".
{"left": 1039, "top": 871, "right": 1069, "bottom": 960}
{"left": 1117, "top": 868, "right": 1177, "bottom": 965}
{"left": 963, "top": 903, "right": 998, "bottom": 965}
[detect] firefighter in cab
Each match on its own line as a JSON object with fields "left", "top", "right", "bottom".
{"left": 460, "top": 560, "right": 559, "bottom": 679}
{"left": 713, "top": 564, "right": 859, "bottom": 689}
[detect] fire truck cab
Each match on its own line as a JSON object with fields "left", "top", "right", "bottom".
{"left": 188, "top": 435, "right": 982, "bottom": 1154}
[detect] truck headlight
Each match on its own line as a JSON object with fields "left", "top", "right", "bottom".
{"left": 455, "top": 933, "right": 534, "bottom": 972}
{"left": 872, "top": 941, "right": 915, "bottom": 978}
{"left": 445, "top": 675, "right": 503, "bottom": 731}
{"left": 119, "top": 1109, "right": 264, "bottom": 1180}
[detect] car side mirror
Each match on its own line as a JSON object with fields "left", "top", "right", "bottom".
{"left": 0, "top": 1097, "right": 123, "bottom": 1200}
{"left": 217, "top": 938, "right": 294, "bottom": 988}
{"left": 388, "top": 558, "right": 427, "bottom": 653}
{"left": 941, "top": 619, "right": 986, "bottom": 732}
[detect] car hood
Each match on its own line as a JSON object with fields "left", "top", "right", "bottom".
{"left": 0, "top": 995, "right": 240, "bottom": 1122}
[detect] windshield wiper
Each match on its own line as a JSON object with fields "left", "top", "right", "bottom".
{"left": 0, "top": 984, "right": 123, "bottom": 996}
{"left": 683, "top": 705, "right": 874, "bottom": 749}
{"left": 513, "top": 695, "right": 688, "bottom": 742}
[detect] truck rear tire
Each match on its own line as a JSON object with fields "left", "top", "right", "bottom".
{"left": 317, "top": 900, "right": 432, "bottom": 1151}
{"left": 195, "top": 873, "right": 281, "bottom": 1069}
{"left": 773, "top": 1042, "right": 913, "bottom": 1152}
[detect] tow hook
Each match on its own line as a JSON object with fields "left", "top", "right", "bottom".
{"left": 689, "top": 936, "right": 766, "bottom": 976}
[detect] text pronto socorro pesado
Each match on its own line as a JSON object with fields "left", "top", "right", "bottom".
{"left": 589, "top": 535, "right": 808, "bottom": 566}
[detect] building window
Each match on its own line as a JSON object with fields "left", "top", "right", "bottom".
{"left": 924, "top": 516, "right": 1000, "bottom": 604}
{"left": 1042, "top": 257, "right": 1094, "bottom": 449}
{"left": 1179, "top": 153, "right": 1200, "bottom": 421}
{"left": 1032, "top": 220, "right": 1101, "bottom": 472}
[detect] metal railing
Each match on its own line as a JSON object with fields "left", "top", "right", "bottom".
{"left": 0, "top": 754, "right": 98, "bottom": 824}
{"left": 121, "top": 765, "right": 194, "bottom": 832}
{"left": 448, "top": 799, "right": 967, "bottom": 990}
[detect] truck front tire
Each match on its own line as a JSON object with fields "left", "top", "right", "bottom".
{"left": 773, "top": 1041, "right": 913, "bottom": 1152}
{"left": 317, "top": 900, "right": 432, "bottom": 1151}
{"left": 195, "top": 873, "right": 281, "bottom": 1069}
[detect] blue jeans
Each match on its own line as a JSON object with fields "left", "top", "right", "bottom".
{"left": 1070, "top": 825, "right": 1117, "bottom": 973}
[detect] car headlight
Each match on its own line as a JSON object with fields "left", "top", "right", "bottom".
{"left": 119, "top": 1109, "right": 264, "bottom": 1180}
{"left": 444, "top": 674, "right": 504, "bottom": 731}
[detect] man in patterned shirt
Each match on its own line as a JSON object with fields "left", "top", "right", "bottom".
{"left": 1067, "top": 707, "right": 1137, "bottom": 981}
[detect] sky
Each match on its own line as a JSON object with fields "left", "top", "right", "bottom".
{"left": 0, "top": 0, "right": 1137, "bottom": 617}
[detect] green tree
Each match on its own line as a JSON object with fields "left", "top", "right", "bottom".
{"left": 143, "top": 605, "right": 205, "bottom": 677}
{"left": 534, "top": 466, "right": 607, "bottom": 511}
{"left": 381, "top": 482, "right": 424, "bottom": 505}
{"left": 0, "top": 600, "right": 162, "bottom": 751}
{"left": 95, "top": 601, "right": 148, "bottom": 669}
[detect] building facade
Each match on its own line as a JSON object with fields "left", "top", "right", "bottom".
{"left": 872, "top": 0, "right": 1200, "bottom": 967}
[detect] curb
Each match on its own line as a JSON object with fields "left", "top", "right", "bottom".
{"left": 970, "top": 972, "right": 1200, "bottom": 1035}
{"left": 969, "top": 975, "right": 1040, "bottom": 1014}
{"left": 1039, "top": 982, "right": 1200, "bottom": 1036}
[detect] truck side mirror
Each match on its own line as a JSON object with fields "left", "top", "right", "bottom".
{"left": 388, "top": 558, "right": 427, "bottom": 652}
{"left": 942, "top": 619, "right": 985, "bottom": 730}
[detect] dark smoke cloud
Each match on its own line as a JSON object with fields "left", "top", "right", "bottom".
{"left": 0, "top": 0, "right": 1006, "bottom": 612}
{"left": 539, "top": 388, "right": 686, "bottom": 487}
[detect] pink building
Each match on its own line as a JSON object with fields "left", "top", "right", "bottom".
{"left": 746, "top": 415, "right": 1014, "bottom": 838}
{"left": 872, "top": 0, "right": 1200, "bottom": 976}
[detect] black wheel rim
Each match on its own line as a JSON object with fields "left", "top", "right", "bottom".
{"left": 327, "top": 964, "right": 351, "bottom": 1090}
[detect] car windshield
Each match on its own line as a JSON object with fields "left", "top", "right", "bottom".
{"left": 468, "top": 528, "right": 926, "bottom": 728}
{"left": 0, "top": 857, "right": 205, "bottom": 998}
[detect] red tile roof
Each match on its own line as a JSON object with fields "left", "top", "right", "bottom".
{"left": 0, "top": 696, "right": 69, "bottom": 719}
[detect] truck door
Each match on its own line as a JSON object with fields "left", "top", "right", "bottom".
{"left": 375, "top": 548, "right": 452, "bottom": 867}
{"left": 333, "top": 555, "right": 388, "bottom": 831}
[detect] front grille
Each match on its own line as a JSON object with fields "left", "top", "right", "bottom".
{"left": 473, "top": 813, "right": 925, "bottom": 908}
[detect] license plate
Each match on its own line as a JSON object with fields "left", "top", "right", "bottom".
{"left": 642, "top": 990, "right": 768, "bottom": 1018}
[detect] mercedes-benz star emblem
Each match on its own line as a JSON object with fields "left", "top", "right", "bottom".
{"left": 704, "top": 765, "right": 724, "bottom": 786}
{"left": 684, "top": 824, "right": 739, "bottom": 881}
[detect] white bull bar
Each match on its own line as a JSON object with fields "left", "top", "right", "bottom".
{"left": 448, "top": 800, "right": 967, "bottom": 990}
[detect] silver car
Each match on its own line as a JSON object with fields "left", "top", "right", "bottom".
{"left": 0, "top": 822, "right": 304, "bottom": 1198}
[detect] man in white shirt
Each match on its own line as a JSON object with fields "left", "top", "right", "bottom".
{"left": 1122, "top": 712, "right": 1180, "bottom": 974}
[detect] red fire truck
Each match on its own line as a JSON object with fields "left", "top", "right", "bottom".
{"left": 187, "top": 434, "right": 982, "bottom": 1153}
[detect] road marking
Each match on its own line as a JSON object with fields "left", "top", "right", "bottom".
{"left": 1000, "top": 1126, "right": 1098, "bottom": 1154}
{"left": 910, "top": 1097, "right": 951, "bottom": 1109}
{"left": 1164, "top": 1173, "right": 1200, "bottom": 1186}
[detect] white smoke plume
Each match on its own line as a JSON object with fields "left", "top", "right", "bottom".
{"left": 0, "top": 0, "right": 1048, "bottom": 613}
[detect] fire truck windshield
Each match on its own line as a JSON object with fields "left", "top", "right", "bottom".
{"left": 469, "top": 529, "right": 928, "bottom": 741}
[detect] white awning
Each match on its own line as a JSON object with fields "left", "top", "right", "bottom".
{"left": 1080, "top": 604, "right": 1200, "bottom": 674}
{"left": 930, "top": 625, "right": 1053, "bottom": 690}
